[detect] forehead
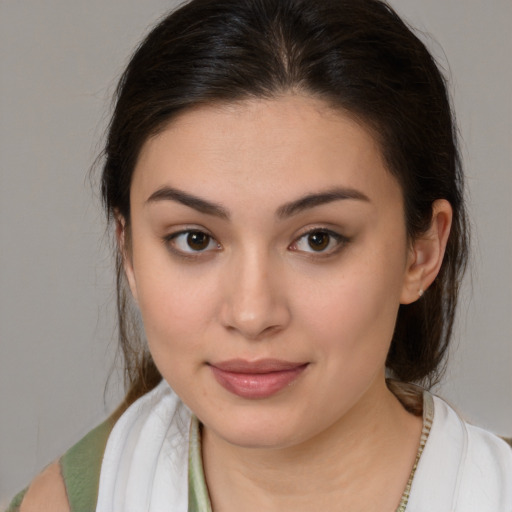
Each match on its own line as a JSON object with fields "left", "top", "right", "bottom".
{"left": 131, "top": 95, "right": 402, "bottom": 209}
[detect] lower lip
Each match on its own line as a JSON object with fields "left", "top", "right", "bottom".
{"left": 210, "top": 364, "right": 308, "bottom": 399}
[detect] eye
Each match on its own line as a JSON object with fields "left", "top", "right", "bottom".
{"left": 290, "top": 229, "right": 346, "bottom": 255}
{"left": 166, "top": 230, "right": 221, "bottom": 254}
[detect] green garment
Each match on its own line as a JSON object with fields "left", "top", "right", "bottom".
{"left": 6, "top": 416, "right": 209, "bottom": 512}
{"left": 7, "top": 396, "right": 510, "bottom": 512}
{"left": 6, "top": 418, "right": 114, "bottom": 512}
{"left": 188, "top": 416, "right": 213, "bottom": 512}
{"left": 5, "top": 407, "right": 427, "bottom": 512}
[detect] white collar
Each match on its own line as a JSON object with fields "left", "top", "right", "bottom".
{"left": 96, "top": 382, "right": 512, "bottom": 512}
{"left": 96, "top": 380, "right": 191, "bottom": 512}
{"left": 407, "top": 394, "right": 512, "bottom": 511}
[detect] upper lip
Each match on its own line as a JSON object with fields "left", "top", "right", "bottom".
{"left": 209, "top": 359, "right": 308, "bottom": 374}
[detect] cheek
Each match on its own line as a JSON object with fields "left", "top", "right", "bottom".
{"left": 135, "top": 270, "right": 221, "bottom": 398}
{"left": 131, "top": 245, "right": 221, "bottom": 364}
{"left": 138, "top": 275, "right": 216, "bottom": 340}
{"left": 296, "top": 252, "right": 405, "bottom": 364}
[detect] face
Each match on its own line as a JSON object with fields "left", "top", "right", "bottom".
{"left": 124, "top": 95, "right": 416, "bottom": 449}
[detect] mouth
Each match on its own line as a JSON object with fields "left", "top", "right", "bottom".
{"left": 208, "top": 359, "right": 309, "bottom": 399}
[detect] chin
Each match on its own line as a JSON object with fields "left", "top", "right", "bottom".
{"left": 217, "top": 426, "right": 300, "bottom": 450}
{"left": 202, "top": 406, "right": 314, "bottom": 450}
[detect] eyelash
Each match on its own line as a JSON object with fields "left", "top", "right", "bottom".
{"left": 164, "top": 229, "right": 221, "bottom": 259}
{"left": 163, "top": 227, "right": 348, "bottom": 260}
{"left": 288, "top": 228, "right": 348, "bottom": 257}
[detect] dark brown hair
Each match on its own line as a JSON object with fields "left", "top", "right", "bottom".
{"left": 101, "top": 0, "right": 469, "bottom": 405}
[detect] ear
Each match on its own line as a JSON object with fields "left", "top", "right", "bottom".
{"left": 400, "top": 199, "right": 453, "bottom": 304}
{"left": 115, "top": 214, "right": 138, "bottom": 303}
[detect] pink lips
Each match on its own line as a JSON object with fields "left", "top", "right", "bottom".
{"left": 209, "top": 359, "right": 308, "bottom": 399}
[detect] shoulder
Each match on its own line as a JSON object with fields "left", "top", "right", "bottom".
{"left": 7, "top": 418, "right": 115, "bottom": 512}
{"left": 13, "top": 461, "right": 70, "bottom": 512}
{"left": 432, "top": 395, "right": 512, "bottom": 508}
{"left": 433, "top": 395, "right": 512, "bottom": 469}
{"left": 408, "top": 393, "right": 511, "bottom": 511}
{"left": 463, "top": 422, "right": 512, "bottom": 486}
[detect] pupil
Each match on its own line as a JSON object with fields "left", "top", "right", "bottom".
{"left": 187, "top": 232, "right": 209, "bottom": 251}
{"left": 308, "top": 232, "right": 329, "bottom": 251}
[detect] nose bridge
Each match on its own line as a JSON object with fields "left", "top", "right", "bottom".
{"left": 220, "top": 244, "right": 289, "bottom": 339}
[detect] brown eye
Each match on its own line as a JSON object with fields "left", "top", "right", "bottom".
{"left": 307, "top": 232, "right": 330, "bottom": 251}
{"left": 166, "top": 230, "right": 220, "bottom": 255}
{"left": 187, "top": 231, "right": 211, "bottom": 251}
{"left": 291, "top": 229, "right": 347, "bottom": 255}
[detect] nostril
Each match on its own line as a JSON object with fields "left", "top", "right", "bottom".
{"left": 219, "top": 300, "right": 290, "bottom": 340}
{"left": 218, "top": 257, "right": 291, "bottom": 339}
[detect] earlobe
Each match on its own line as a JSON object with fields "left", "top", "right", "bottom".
{"left": 115, "top": 214, "right": 138, "bottom": 303}
{"left": 400, "top": 199, "right": 453, "bottom": 304}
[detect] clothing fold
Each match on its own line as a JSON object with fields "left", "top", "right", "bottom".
{"left": 95, "top": 381, "right": 512, "bottom": 512}
{"left": 95, "top": 380, "right": 191, "bottom": 512}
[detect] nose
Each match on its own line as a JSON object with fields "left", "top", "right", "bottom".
{"left": 219, "top": 248, "right": 290, "bottom": 340}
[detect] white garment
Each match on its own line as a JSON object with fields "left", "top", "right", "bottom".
{"left": 407, "top": 395, "right": 512, "bottom": 511}
{"left": 96, "top": 380, "right": 191, "bottom": 512}
{"left": 95, "top": 380, "right": 512, "bottom": 512}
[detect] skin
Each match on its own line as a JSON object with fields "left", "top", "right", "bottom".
{"left": 121, "top": 95, "right": 452, "bottom": 511}
{"left": 19, "top": 95, "right": 452, "bottom": 511}
{"left": 19, "top": 461, "right": 69, "bottom": 512}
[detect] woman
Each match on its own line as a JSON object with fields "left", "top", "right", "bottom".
{"left": 8, "top": 0, "right": 511, "bottom": 511}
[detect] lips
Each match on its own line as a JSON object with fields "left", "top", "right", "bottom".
{"left": 209, "top": 359, "right": 308, "bottom": 399}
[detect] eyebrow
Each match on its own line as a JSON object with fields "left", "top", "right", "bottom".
{"left": 276, "top": 187, "right": 370, "bottom": 218}
{"left": 146, "top": 185, "right": 369, "bottom": 220}
{"left": 146, "top": 186, "right": 230, "bottom": 219}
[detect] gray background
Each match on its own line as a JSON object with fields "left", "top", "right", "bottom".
{"left": 1, "top": 0, "right": 511, "bottom": 504}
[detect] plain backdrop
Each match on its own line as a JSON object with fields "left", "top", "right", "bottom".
{"left": 1, "top": 0, "right": 511, "bottom": 503}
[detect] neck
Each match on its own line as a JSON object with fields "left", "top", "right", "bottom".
{"left": 202, "top": 378, "right": 423, "bottom": 512}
